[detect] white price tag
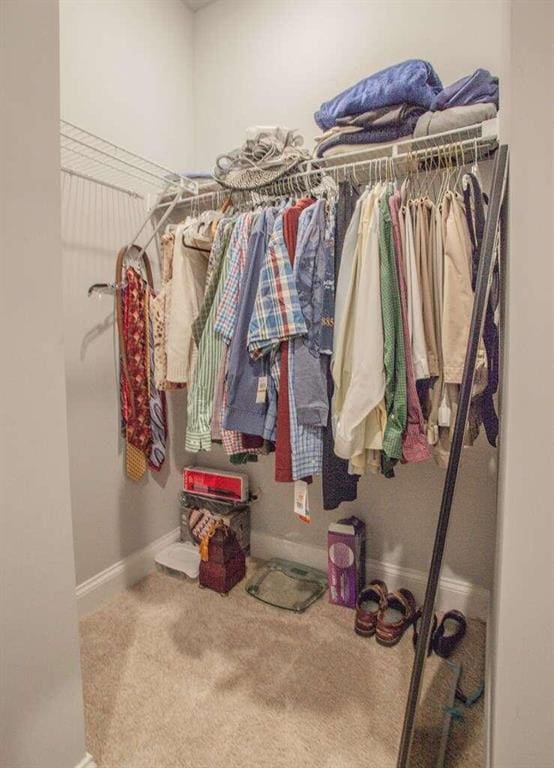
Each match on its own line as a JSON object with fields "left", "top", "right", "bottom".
{"left": 256, "top": 376, "right": 268, "bottom": 404}
{"left": 293, "top": 480, "right": 311, "bottom": 523}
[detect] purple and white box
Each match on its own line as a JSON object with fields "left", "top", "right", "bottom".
{"left": 327, "top": 516, "right": 366, "bottom": 608}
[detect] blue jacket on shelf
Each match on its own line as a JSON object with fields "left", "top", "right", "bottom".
{"left": 314, "top": 59, "right": 443, "bottom": 130}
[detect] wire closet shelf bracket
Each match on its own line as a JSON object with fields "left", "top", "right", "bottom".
{"left": 60, "top": 120, "right": 200, "bottom": 297}
{"left": 60, "top": 119, "right": 198, "bottom": 200}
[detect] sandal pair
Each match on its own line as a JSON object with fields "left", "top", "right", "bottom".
{"left": 355, "top": 580, "right": 418, "bottom": 646}
{"left": 412, "top": 609, "right": 467, "bottom": 658}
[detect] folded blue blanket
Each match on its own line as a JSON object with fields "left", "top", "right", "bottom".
{"left": 314, "top": 59, "right": 442, "bottom": 130}
{"left": 431, "top": 68, "right": 499, "bottom": 111}
{"left": 315, "top": 117, "right": 418, "bottom": 158}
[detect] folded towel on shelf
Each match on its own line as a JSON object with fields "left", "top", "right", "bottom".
{"left": 335, "top": 103, "right": 425, "bottom": 130}
{"left": 314, "top": 59, "right": 442, "bottom": 130}
{"left": 431, "top": 68, "right": 499, "bottom": 111}
{"left": 314, "top": 113, "right": 420, "bottom": 158}
{"left": 414, "top": 103, "right": 497, "bottom": 138}
{"left": 317, "top": 139, "right": 407, "bottom": 159}
{"left": 315, "top": 103, "right": 423, "bottom": 147}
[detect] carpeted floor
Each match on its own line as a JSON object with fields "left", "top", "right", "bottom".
{"left": 80, "top": 567, "right": 485, "bottom": 768}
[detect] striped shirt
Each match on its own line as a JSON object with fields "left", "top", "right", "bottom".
{"left": 185, "top": 215, "right": 250, "bottom": 451}
{"left": 191, "top": 219, "right": 234, "bottom": 346}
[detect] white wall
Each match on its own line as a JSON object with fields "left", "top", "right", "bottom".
{"left": 57, "top": 0, "right": 508, "bottom": 600}
{"left": 193, "top": 0, "right": 508, "bottom": 168}
{"left": 60, "top": 0, "right": 196, "bottom": 170}
{"left": 490, "top": 2, "right": 554, "bottom": 765}
{"left": 191, "top": 0, "right": 509, "bottom": 601}
{"left": 59, "top": 0, "right": 197, "bottom": 586}
{"left": 61, "top": 175, "right": 196, "bottom": 586}
{"left": 0, "top": 1, "right": 88, "bottom": 767}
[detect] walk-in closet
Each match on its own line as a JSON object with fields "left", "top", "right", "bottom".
{"left": 2, "top": 3, "right": 553, "bottom": 768}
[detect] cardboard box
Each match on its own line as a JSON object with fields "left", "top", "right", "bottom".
{"left": 327, "top": 516, "right": 366, "bottom": 609}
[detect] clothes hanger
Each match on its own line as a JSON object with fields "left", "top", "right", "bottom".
{"left": 426, "top": 145, "right": 436, "bottom": 202}
{"left": 437, "top": 143, "right": 449, "bottom": 203}
{"left": 462, "top": 137, "right": 483, "bottom": 196}
{"left": 422, "top": 146, "right": 432, "bottom": 201}
{"left": 87, "top": 282, "right": 116, "bottom": 298}
{"left": 390, "top": 155, "right": 398, "bottom": 192}
{"left": 453, "top": 142, "right": 466, "bottom": 192}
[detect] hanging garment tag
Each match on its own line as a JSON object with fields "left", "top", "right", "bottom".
{"left": 294, "top": 480, "right": 311, "bottom": 523}
{"left": 438, "top": 400, "right": 451, "bottom": 427}
{"left": 256, "top": 376, "right": 268, "bottom": 404}
{"left": 438, "top": 386, "right": 451, "bottom": 427}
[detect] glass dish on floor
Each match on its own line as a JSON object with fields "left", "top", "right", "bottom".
{"left": 245, "top": 557, "right": 327, "bottom": 613}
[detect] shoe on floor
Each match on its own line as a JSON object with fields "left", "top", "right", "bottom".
{"left": 355, "top": 580, "right": 387, "bottom": 637}
{"left": 433, "top": 610, "right": 467, "bottom": 658}
{"left": 376, "top": 588, "right": 418, "bottom": 647}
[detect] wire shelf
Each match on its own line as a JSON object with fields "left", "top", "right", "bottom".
{"left": 151, "top": 118, "right": 500, "bottom": 214}
{"left": 314, "top": 117, "right": 499, "bottom": 169}
{"left": 60, "top": 120, "right": 198, "bottom": 199}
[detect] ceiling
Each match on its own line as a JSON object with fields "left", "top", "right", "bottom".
{"left": 181, "top": 0, "right": 217, "bottom": 11}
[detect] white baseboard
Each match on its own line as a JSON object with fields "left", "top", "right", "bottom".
{"left": 251, "top": 530, "right": 490, "bottom": 620}
{"left": 75, "top": 754, "right": 97, "bottom": 768}
{"left": 76, "top": 526, "right": 489, "bottom": 621}
{"left": 76, "top": 527, "right": 180, "bottom": 617}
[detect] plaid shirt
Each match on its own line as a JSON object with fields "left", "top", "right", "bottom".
{"left": 288, "top": 339, "right": 323, "bottom": 479}
{"left": 247, "top": 212, "right": 307, "bottom": 360}
{"left": 214, "top": 213, "right": 255, "bottom": 344}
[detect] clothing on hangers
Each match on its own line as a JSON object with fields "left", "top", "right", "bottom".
{"left": 133, "top": 146, "right": 494, "bottom": 506}
{"left": 322, "top": 182, "right": 360, "bottom": 509}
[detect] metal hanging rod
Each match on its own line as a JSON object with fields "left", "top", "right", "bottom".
{"left": 60, "top": 119, "right": 199, "bottom": 198}
{"left": 152, "top": 120, "right": 498, "bottom": 213}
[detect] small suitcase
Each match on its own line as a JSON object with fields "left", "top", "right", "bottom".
{"left": 199, "top": 524, "right": 246, "bottom": 594}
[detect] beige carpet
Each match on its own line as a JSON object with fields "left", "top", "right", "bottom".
{"left": 80, "top": 568, "right": 485, "bottom": 768}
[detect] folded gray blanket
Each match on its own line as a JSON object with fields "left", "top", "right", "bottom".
{"left": 315, "top": 119, "right": 417, "bottom": 158}
{"left": 414, "top": 103, "right": 497, "bottom": 137}
{"left": 336, "top": 103, "right": 425, "bottom": 130}
{"left": 315, "top": 104, "right": 422, "bottom": 158}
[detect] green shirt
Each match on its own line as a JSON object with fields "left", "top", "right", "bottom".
{"left": 379, "top": 190, "right": 407, "bottom": 460}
